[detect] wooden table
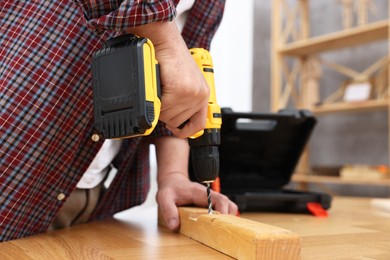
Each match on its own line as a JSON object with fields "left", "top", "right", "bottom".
{"left": 1, "top": 197, "right": 390, "bottom": 259}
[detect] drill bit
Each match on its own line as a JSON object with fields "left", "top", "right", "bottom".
{"left": 206, "top": 182, "right": 213, "bottom": 214}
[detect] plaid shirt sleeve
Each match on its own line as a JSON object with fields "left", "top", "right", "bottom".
{"left": 181, "top": 0, "right": 225, "bottom": 50}
{"left": 74, "top": 0, "right": 177, "bottom": 33}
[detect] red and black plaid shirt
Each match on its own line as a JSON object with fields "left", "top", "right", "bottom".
{"left": 0, "top": 0, "right": 225, "bottom": 241}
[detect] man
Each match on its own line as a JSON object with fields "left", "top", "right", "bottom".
{"left": 0, "top": 0, "right": 237, "bottom": 241}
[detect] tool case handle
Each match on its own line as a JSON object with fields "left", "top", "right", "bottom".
{"left": 221, "top": 107, "right": 316, "bottom": 132}
{"left": 221, "top": 107, "right": 313, "bottom": 120}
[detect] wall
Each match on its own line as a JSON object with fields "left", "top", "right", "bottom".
{"left": 211, "top": 0, "right": 254, "bottom": 112}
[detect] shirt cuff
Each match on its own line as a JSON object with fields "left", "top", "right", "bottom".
{"left": 139, "top": 121, "right": 173, "bottom": 146}
{"left": 75, "top": 0, "right": 177, "bottom": 33}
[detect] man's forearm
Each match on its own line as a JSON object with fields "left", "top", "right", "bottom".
{"left": 154, "top": 136, "right": 189, "bottom": 184}
{"left": 127, "top": 21, "right": 183, "bottom": 48}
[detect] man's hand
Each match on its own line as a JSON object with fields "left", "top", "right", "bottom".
{"left": 128, "top": 22, "right": 209, "bottom": 138}
{"left": 156, "top": 172, "right": 239, "bottom": 231}
{"left": 154, "top": 136, "right": 238, "bottom": 231}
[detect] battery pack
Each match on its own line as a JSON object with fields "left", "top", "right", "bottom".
{"left": 92, "top": 34, "right": 161, "bottom": 139}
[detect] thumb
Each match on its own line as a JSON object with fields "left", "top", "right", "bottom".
{"left": 157, "top": 191, "right": 180, "bottom": 231}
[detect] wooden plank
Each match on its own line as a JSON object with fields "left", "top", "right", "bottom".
{"left": 271, "top": 0, "right": 283, "bottom": 111}
{"left": 292, "top": 174, "right": 390, "bottom": 186}
{"left": 279, "top": 20, "right": 388, "bottom": 56}
{"left": 299, "top": 0, "right": 310, "bottom": 40}
{"left": 388, "top": 1, "right": 390, "bottom": 171}
{"left": 178, "top": 207, "right": 301, "bottom": 260}
{"left": 309, "top": 99, "right": 389, "bottom": 114}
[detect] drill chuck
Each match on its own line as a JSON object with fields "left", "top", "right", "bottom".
{"left": 190, "top": 145, "right": 219, "bottom": 183}
{"left": 189, "top": 129, "right": 220, "bottom": 183}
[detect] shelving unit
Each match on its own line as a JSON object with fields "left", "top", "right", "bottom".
{"left": 311, "top": 99, "right": 389, "bottom": 114}
{"left": 279, "top": 20, "right": 388, "bottom": 56}
{"left": 271, "top": 0, "right": 390, "bottom": 189}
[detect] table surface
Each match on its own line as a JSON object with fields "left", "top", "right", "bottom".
{"left": 1, "top": 197, "right": 390, "bottom": 259}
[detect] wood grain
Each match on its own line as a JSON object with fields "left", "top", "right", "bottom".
{"left": 178, "top": 207, "right": 301, "bottom": 260}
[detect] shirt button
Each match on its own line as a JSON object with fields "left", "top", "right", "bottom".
{"left": 57, "top": 193, "right": 66, "bottom": 201}
{"left": 91, "top": 134, "right": 100, "bottom": 142}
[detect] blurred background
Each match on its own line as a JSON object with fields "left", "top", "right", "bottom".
{"left": 211, "top": 0, "right": 390, "bottom": 197}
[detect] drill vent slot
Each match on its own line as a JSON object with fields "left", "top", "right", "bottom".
{"left": 102, "top": 113, "right": 135, "bottom": 139}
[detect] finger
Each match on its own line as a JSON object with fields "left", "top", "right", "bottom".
{"left": 210, "top": 191, "right": 239, "bottom": 216}
{"left": 212, "top": 193, "right": 230, "bottom": 214}
{"left": 160, "top": 99, "right": 206, "bottom": 127}
{"left": 156, "top": 190, "right": 180, "bottom": 231}
{"left": 183, "top": 182, "right": 209, "bottom": 207}
{"left": 161, "top": 106, "right": 199, "bottom": 129}
{"left": 167, "top": 107, "right": 208, "bottom": 138}
{"left": 228, "top": 201, "right": 239, "bottom": 215}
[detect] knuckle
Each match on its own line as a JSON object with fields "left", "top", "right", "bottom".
{"left": 200, "top": 83, "right": 210, "bottom": 99}
{"left": 181, "top": 78, "right": 209, "bottom": 100}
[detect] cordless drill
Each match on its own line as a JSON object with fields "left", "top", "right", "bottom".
{"left": 188, "top": 49, "right": 221, "bottom": 214}
{"left": 92, "top": 35, "right": 221, "bottom": 213}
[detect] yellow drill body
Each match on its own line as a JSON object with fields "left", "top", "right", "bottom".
{"left": 189, "top": 48, "right": 222, "bottom": 137}
{"left": 93, "top": 36, "right": 221, "bottom": 213}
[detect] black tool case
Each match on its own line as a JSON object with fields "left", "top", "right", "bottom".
{"left": 218, "top": 108, "right": 332, "bottom": 213}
